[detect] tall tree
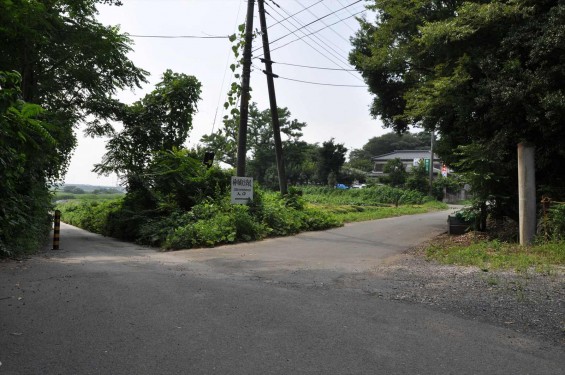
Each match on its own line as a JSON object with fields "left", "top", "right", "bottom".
{"left": 94, "top": 70, "right": 202, "bottom": 196}
{"left": 350, "top": 0, "right": 565, "bottom": 217}
{"left": 318, "top": 139, "right": 348, "bottom": 186}
{"left": 201, "top": 103, "right": 308, "bottom": 188}
{"left": 0, "top": 0, "right": 146, "bottom": 255}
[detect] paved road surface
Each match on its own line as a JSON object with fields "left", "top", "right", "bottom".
{"left": 1, "top": 209, "right": 563, "bottom": 374}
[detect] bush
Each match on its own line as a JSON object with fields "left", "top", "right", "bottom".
{"left": 57, "top": 185, "right": 344, "bottom": 251}
{"left": 539, "top": 203, "right": 565, "bottom": 241}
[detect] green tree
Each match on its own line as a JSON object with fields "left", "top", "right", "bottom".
{"left": 0, "top": 71, "right": 59, "bottom": 256}
{"left": 94, "top": 70, "right": 202, "bottom": 201}
{"left": 405, "top": 161, "right": 429, "bottom": 195}
{"left": 317, "top": 139, "right": 348, "bottom": 185}
{"left": 201, "top": 103, "right": 308, "bottom": 189}
{"left": 350, "top": 0, "right": 565, "bottom": 218}
{"left": 0, "top": 0, "right": 146, "bottom": 255}
{"left": 383, "top": 158, "right": 407, "bottom": 187}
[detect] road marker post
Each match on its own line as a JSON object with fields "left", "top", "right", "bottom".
{"left": 53, "top": 210, "right": 61, "bottom": 250}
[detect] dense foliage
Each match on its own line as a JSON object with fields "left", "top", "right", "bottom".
{"left": 57, "top": 187, "right": 341, "bottom": 249}
{"left": 350, "top": 0, "right": 565, "bottom": 221}
{"left": 202, "top": 103, "right": 350, "bottom": 188}
{"left": 0, "top": 72, "right": 56, "bottom": 256}
{"left": 0, "top": 0, "right": 146, "bottom": 256}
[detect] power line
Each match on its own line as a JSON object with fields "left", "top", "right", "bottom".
{"left": 257, "top": 5, "right": 364, "bottom": 82}
{"left": 212, "top": 0, "right": 245, "bottom": 134}
{"left": 261, "top": 58, "right": 357, "bottom": 71}
{"left": 266, "top": 9, "right": 366, "bottom": 56}
{"left": 252, "top": 64, "right": 366, "bottom": 88}
{"left": 128, "top": 34, "right": 229, "bottom": 39}
{"left": 258, "top": 2, "right": 360, "bottom": 81}
{"left": 292, "top": 0, "right": 350, "bottom": 45}
{"left": 266, "top": 0, "right": 324, "bottom": 30}
{"left": 257, "top": 0, "right": 362, "bottom": 51}
{"left": 268, "top": 1, "right": 351, "bottom": 58}
{"left": 277, "top": 75, "right": 366, "bottom": 87}
{"left": 327, "top": 0, "right": 360, "bottom": 33}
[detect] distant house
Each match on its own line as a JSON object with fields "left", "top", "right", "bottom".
{"left": 369, "top": 150, "right": 442, "bottom": 177}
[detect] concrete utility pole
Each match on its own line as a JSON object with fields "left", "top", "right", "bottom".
{"left": 236, "top": 0, "right": 255, "bottom": 177}
{"left": 518, "top": 143, "right": 536, "bottom": 246}
{"left": 429, "top": 131, "right": 435, "bottom": 196}
{"left": 257, "top": 0, "right": 288, "bottom": 195}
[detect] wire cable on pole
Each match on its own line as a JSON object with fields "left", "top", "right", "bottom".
{"left": 128, "top": 34, "right": 230, "bottom": 39}
{"left": 257, "top": 5, "right": 363, "bottom": 82}
{"left": 267, "top": 1, "right": 353, "bottom": 58}
{"left": 266, "top": 0, "right": 324, "bottom": 30}
{"left": 255, "top": 0, "right": 362, "bottom": 51}
{"left": 252, "top": 64, "right": 366, "bottom": 88}
{"left": 261, "top": 59, "right": 357, "bottom": 71}
{"left": 292, "top": 0, "right": 352, "bottom": 44}
{"left": 259, "top": 3, "right": 356, "bottom": 79}
{"left": 265, "top": 9, "right": 366, "bottom": 57}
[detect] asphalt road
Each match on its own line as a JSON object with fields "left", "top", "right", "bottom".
{"left": 1, "top": 209, "right": 563, "bottom": 374}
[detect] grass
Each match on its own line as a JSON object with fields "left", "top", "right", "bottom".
{"left": 312, "top": 200, "right": 447, "bottom": 223}
{"left": 426, "top": 238, "right": 565, "bottom": 273}
{"left": 53, "top": 191, "right": 125, "bottom": 202}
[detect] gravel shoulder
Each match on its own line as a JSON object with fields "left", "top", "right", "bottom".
{"left": 354, "top": 238, "right": 565, "bottom": 346}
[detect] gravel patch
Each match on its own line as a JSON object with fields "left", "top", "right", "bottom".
{"left": 356, "top": 245, "right": 565, "bottom": 346}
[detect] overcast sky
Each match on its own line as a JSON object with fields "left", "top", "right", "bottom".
{"left": 64, "top": 0, "right": 387, "bottom": 186}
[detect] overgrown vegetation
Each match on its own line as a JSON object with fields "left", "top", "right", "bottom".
{"left": 56, "top": 184, "right": 447, "bottom": 250}
{"left": 57, "top": 186, "right": 341, "bottom": 250}
{"left": 300, "top": 185, "right": 432, "bottom": 206}
{"left": 351, "top": 0, "right": 565, "bottom": 225}
{"left": 1, "top": 0, "right": 145, "bottom": 257}
{"left": 427, "top": 203, "right": 565, "bottom": 272}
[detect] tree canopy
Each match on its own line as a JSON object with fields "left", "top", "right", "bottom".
{"left": 350, "top": 0, "right": 565, "bottom": 215}
{"left": 94, "top": 70, "right": 202, "bottom": 190}
{"left": 0, "top": 0, "right": 146, "bottom": 256}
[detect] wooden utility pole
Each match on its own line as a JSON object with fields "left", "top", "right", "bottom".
{"left": 257, "top": 0, "right": 288, "bottom": 194}
{"left": 236, "top": 0, "right": 256, "bottom": 177}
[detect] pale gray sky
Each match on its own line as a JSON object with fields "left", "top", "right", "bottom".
{"left": 65, "top": 0, "right": 386, "bottom": 186}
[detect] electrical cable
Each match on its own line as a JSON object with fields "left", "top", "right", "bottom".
{"left": 259, "top": 3, "right": 356, "bottom": 79}
{"left": 261, "top": 59, "right": 357, "bottom": 71}
{"left": 252, "top": 64, "right": 366, "bottom": 87}
{"left": 328, "top": 0, "right": 361, "bottom": 33}
{"left": 266, "top": 10, "right": 366, "bottom": 57}
{"left": 266, "top": 0, "right": 324, "bottom": 30}
{"left": 255, "top": 0, "right": 362, "bottom": 51}
{"left": 257, "top": 5, "right": 363, "bottom": 82}
{"left": 269, "top": 1, "right": 352, "bottom": 58}
{"left": 292, "top": 0, "right": 351, "bottom": 44}
{"left": 211, "top": 0, "right": 245, "bottom": 134}
{"left": 128, "top": 34, "right": 229, "bottom": 39}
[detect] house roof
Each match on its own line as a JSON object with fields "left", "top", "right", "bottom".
{"left": 371, "top": 150, "right": 439, "bottom": 161}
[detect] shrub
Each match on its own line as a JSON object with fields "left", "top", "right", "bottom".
{"left": 539, "top": 203, "right": 565, "bottom": 241}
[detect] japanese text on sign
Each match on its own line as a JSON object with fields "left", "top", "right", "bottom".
{"left": 231, "top": 176, "right": 254, "bottom": 204}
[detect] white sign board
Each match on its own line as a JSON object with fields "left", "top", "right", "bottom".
{"left": 231, "top": 176, "right": 253, "bottom": 204}
{"left": 413, "top": 158, "right": 421, "bottom": 166}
